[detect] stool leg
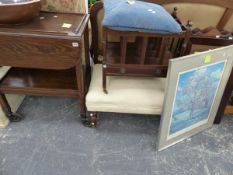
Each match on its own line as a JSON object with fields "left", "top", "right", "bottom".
{"left": 103, "top": 64, "right": 108, "bottom": 94}
{"left": 75, "top": 61, "right": 87, "bottom": 125}
{"left": 90, "top": 112, "right": 97, "bottom": 127}
{"left": 0, "top": 93, "right": 23, "bottom": 122}
{"left": 84, "top": 112, "right": 97, "bottom": 128}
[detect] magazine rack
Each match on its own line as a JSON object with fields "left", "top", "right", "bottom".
{"left": 102, "top": 27, "right": 191, "bottom": 93}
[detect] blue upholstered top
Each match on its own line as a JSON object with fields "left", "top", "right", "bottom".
{"left": 103, "top": 0, "right": 182, "bottom": 34}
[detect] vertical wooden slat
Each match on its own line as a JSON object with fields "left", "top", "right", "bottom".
{"left": 102, "top": 28, "right": 108, "bottom": 64}
{"left": 155, "top": 38, "right": 162, "bottom": 57}
{"left": 102, "top": 64, "right": 107, "bottom": 94}
{"left": 158, "top": 38, "right": 167, "bottom": 64}
{"left": 120, "top": 36, "right": 127, "bottom": 64}
{"left": 174, "top": 38, "right": 182, "bottom": 57}
{"left": 217, "top": 8, "right": 233, "bottom": 30}
{"left": 170, "top": 38, "right": 175, "bottom": 52}
{"left": 139, "top": 37, "right": 148, "bottom": 64}
{"left": 179, "top": 29, "right": 192, "bottom": 56}
{"left": 135, "top": 37, "right": 142, "bottom": 59}
{"left": 102, "top": 28, "right": 108, "bottom": 93}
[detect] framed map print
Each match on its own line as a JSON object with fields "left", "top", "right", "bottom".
{"left": 158, "top": 45, "right": 233, "bottom": 151}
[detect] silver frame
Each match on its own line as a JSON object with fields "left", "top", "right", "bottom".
{"left": 158, "top": 45, "right": 233, "bottom": 151}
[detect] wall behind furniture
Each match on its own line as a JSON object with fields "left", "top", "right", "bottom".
{"left": 41, "top": 0, "right": 87, "bottom": 13}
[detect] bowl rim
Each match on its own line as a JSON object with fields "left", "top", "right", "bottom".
{"left": 0, "top": 0, "right": 41, "bottom": 6}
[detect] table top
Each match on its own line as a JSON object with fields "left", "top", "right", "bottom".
{"left": 0, "top": 12, "right": 89, "bottom": 38}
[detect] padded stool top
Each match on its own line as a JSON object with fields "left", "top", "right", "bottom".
{"left": 86, "top": 64, "right": 166, "bottom": 115}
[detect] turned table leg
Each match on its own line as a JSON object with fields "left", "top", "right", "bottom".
{"left": 75, "top": 47, "right": 88, "bottom": 125}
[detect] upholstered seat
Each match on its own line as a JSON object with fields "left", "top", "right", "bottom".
{"left": 86, "top": 64, "right": 166, "bottom": 115}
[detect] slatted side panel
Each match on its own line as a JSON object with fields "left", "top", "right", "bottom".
{"left": 120, "top": 37, "right": 127, "bottom": 64}
{"left": 139, "top": 37, "right": 148, "bottom": 64}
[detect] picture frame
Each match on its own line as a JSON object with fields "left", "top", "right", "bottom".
{"left": 158, "top": 45, "right": 233, "bottom": 151}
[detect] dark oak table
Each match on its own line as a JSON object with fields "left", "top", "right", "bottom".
{"left": 0, "top": 12, "right": 90, "bottom": 123}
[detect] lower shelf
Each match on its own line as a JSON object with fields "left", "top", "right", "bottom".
{"left": 0, "top": 68, "right": 79, "bottom": 97}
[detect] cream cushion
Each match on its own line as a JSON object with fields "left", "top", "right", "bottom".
{"left": 86, "top": 64, "right": 166, "bottom": 115}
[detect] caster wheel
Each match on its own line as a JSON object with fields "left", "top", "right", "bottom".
{"left": 88, "top": 113, "right": 97, "bottom": 128}
{"left": 90, "top": 122, "right": 97, "bottom": 128}
{"left": 8, "top": 113, "right": 24, "bottom": 122}
{"left": 85, "top": 120, "right": 97, "bottom": 128}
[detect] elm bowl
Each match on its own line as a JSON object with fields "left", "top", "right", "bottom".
{"left": 0, "top": 0, "right": 41, "bottom": 24}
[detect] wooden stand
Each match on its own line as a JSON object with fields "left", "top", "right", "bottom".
{"left": 90, "top": 1, "right": 233, "bottom": 126}
{"left": 0, "top": 12, "right": 90, "bottom": 124}
{"left": 102, "top": 28, "right": 191, "bottom": 93}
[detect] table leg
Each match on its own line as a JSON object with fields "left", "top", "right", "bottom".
{"left": 76, "top": 59, "right": 87, "bottom": 124}
{"left": 84, "top": 24, "right": 91, "bottom": 92}
{"left": 84, "top": 23, "right": 90, "bottom": 68}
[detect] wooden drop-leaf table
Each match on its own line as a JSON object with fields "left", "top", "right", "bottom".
{"left": 0, "top": 12, "right": 90, "bottom": 124}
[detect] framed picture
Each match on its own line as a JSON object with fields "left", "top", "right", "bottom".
{"left": 158, "top": 45, "right": 233, "bottom": 151}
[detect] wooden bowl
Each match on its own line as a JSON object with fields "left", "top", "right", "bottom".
{"left": 0, "top": 0, "right": 41, "bottom": 25}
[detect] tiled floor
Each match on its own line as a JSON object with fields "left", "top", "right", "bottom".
{"left": 0, "top": 96, "right": 233, "bottom": 175}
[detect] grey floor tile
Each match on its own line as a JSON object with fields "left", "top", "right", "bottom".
{"left": 0, "top": 96, "right": 232, "bottom": 175}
